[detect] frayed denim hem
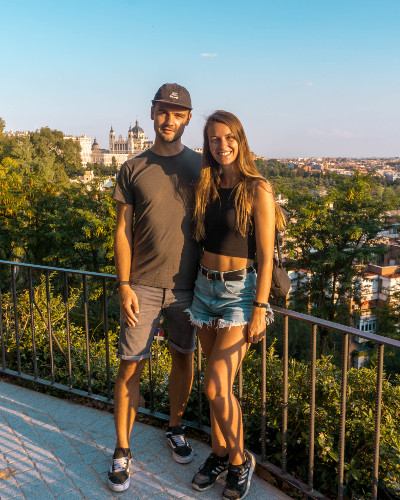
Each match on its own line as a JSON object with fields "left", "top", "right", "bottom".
{"left": 184, "top": 308, "right": 217, "bottom": 329}
{"left": 185, "top": 308, "right": 275, "bottom": 330}
{"left": 218, "top": 319, "right": 249, "bottom": 329}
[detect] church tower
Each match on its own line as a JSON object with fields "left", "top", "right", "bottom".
{"left": 109, "top": 126, "right": 115, "bottom": 152}
{"left": 127, "top": 125, "right": 134, "bottom": 153}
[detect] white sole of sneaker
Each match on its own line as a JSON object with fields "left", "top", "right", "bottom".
{"left": 191, "top": 469, "right": 228, "bottom": 491}
{"left": 241, "top": 452, "right": 255, "bottom": 499}
{"left": 173, "top": 453, "right": 194, "bottom": 464}
{"left": 107, "top": 477, "right": 130, "bottom": 492}
{"left": 170, "top": 444, "right": 194, "bottom": 464}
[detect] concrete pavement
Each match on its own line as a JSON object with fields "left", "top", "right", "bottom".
{"left": 0, "top": 380, "right": 291, "bottom": 499}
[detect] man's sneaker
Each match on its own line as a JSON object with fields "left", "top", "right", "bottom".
{"left": 107, "top": 447, "right": 132, "bottom": 492}
{"left": 222, "top": 450, "right": 256, "bottom": 500}
{"left": 166, "top": 425, "right": 194, "bottom": 463}
{"left": 191, "top": 452, "right": 229, "bottom": 491}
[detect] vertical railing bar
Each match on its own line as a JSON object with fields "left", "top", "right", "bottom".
{"left": 11, "top": 265, "right": 21, "bottom": 375}
{"left": 337, "top": 332, "right": 349, "bottom": 500}
{"left": 0, "top": 286, "right": 5, "bottom": 370}
{"left": 371, "top": 343, "right": 384, "bottom": 500}
{"left": 282, "top": 314, "right": 289, "bottom": 474}
{"left": 307, "top": 323, "right": 317, "bottom": 490}
{"left": 347, "top": 334, "right": 351, "bottom": 371}
{"left": 102, "top": 277, "right": 112, "bottom": 402}
{"left": 28, "top": 268, "right": 38, "bottom": 379}
{"left": 64, "top": 273, "right": 73, "bottom": 390}
{"left": 45, "top": 270, "right": 55, "bottom": 384}
{"left": 261, "top": 332, "right": 267, "bottom": 461}
{"left": 197, "top": 337, "right": 203, "bottom": 427}
{"left": 82, "top": 274, "right": 92, "bottom": 395}
{"left": 148, "top": 352, "right": 154, "bottom": 412}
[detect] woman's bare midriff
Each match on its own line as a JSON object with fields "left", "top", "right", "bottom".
{"left": 201, "top": 251, "right": 253, "bottom": 272}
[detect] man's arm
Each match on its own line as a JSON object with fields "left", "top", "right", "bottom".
{"left": 114, "top": 201, "right": 139, "bottom": 327}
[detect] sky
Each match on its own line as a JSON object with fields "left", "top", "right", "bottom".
{"left": 1, "top": 0, "right": 399, "bottom": 158}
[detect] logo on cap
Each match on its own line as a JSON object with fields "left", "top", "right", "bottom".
{"left": 170, "top": 92, "right": 179, "bottom": 99}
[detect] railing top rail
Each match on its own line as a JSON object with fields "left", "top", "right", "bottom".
{"left": 272, "top": 305, "right": 400, "bottom": 349}
{"left": 1, "top": 259, "right": 399, "bottom": 350}
{"left": 0, "top": 260, "right": 116, "bottom": 279}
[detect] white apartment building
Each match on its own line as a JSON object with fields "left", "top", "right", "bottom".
{"left": 64, "top": 134, "right": 92, "bottom": 167}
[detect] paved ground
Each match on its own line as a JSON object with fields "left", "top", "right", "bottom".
{"left": 0, "top": 380, "right": 291, "bottom": 499}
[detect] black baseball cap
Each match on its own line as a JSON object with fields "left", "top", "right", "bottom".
{"left": 152, "top": 83, "right": 192, "bottom": 110}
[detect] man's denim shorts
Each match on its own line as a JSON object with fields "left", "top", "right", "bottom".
{"left": 186, "top": 266, "right": 273, "bottom": 329}
{"left": 118, "top": 285, "right": 195, "bottom": 361}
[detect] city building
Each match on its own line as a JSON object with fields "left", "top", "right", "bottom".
{"left": 91, "top": 121, "right": 154, "bottom": 167}
{"left": 63, "top": 120, "right": 154, "bottom": 168}
{"left": 64, "top": 134, "right": 92, "bottom": 167}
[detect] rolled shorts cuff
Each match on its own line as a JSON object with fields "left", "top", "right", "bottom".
{"left": 168, "top": 339, "right": 196, "bottom": 354}
{"left": 118, "top": 352, "right": 151, "bottom": 362}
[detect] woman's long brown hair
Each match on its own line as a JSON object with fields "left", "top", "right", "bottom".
{"left": 193, "top": 110, "right": 286, "bottom": 241}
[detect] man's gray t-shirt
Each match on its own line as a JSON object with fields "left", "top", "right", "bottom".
{"left": 113, "top": 147, "right": 202, "bottom": 289}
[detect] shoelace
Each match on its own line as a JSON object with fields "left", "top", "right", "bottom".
{"left": 170, "top": 434, "right": 187, "bottom": 447}
{"left": 112, "top": 456, "right": 129, "bottom": 472}
{"left": 199, "top": 455, "right": 217, "bottom": 474}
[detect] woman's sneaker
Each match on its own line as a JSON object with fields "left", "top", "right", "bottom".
{"left": 107, "top": 447, "right": 132, "bottom": 492}
{"left": 222, "top": 450, "right": 256, "bottom": 500}
{"left": 165, "top": 425, "right": 194, "bottom": 463}
{"left": 191, "top": 452, "right": 229, "bottom": 491}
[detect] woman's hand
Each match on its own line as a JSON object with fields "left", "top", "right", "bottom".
{"left": 247, "top": 307, "right": 266, "bottom": 343}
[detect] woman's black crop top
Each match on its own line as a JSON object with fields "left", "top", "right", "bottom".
{"left": 203, "top": 186, "right": 256, "bottom": 259}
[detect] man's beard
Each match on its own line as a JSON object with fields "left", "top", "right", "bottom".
{"left": 157, "top": 128, "right": 184, "bottom": 143}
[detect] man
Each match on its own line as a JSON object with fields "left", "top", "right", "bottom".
{"left": 108, "top": 83, "right": 202, "bottom": 492}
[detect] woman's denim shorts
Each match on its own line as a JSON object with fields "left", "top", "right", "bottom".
{"left": 186, "top": 266, "right": 273, "bottom": 329}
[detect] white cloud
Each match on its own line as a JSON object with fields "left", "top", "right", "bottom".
{"left": 305, "top": 82, "right": 314, "bottom": 86}
{"left": 200, "top": 53, "right": 218, "bottom": 57}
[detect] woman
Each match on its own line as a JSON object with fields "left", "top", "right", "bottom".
{"left": 186, "top": 110, "right": 286, "bottom": 500}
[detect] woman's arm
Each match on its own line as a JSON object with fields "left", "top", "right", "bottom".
{"left": 247, "top": 180, "right": 276, "bottom": 343}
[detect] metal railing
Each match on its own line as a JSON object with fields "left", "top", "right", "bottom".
{"left": 1, "top": 260, "right": 399, "bottom": 499}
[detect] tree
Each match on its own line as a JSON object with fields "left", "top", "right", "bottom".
{"left": 87, "top": 162, "right": 117, "bottom": 178}
{"left": 284, "top": 172, "right": 399, "bottom": 354}
{"left": 374, "top": 288, "right": 400, "bottom": 375}
{"left": 3, "top": 126, "right": 82, "bottom": 184}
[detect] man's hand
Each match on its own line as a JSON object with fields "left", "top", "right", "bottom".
{"left": 118, "top": 285, "right": 139, "bottom": 327}
{"left": 247, "top": 307, "right": 266, "bottom": 344}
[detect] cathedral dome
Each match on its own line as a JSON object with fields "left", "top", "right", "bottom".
{"left": 131, "top": 120, "right": 144, "bottom": 137}
{"left": 92, "top": 138, "right": 100, "bottom": 150}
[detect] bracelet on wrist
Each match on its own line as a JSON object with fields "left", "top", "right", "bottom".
{"left": 115, "top": 281, "right": 131, "bottom": 289}
{"left": 253, "top": 301, "right": 268, "bottom": 309}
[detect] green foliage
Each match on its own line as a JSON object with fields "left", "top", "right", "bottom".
{"left": 239, "top": 345, "right": 400, "bottom": 498}
{"left": 0, "top": 175, "right": 116, "bottom": 273}
{"left": 87, "top": 162, "right": 117, "bottom": 178}
{"left": 255, "top": 158, "right": 337, "bottom": 198}
{"left": 284, "top": 173, "right": 398, "bottom": 326}
{"left": 0, "top": 119, "right": 116, "bottom": 273}
{"left": 0, "top": 126, "right": 82, "bottom": 184}
{"left": 1, "top": 275, "right": 120, "bottom": 394}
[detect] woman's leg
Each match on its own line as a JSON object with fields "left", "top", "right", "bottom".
{"left": 198, "top": 324, "right": 228, "bottom": 458}
{"left": 200, "top": 324, "right": 249, "bottom": 465}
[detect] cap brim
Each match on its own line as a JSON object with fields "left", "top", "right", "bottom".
{"left": 152, "top": 99, "right": 192, "bottom": 110}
